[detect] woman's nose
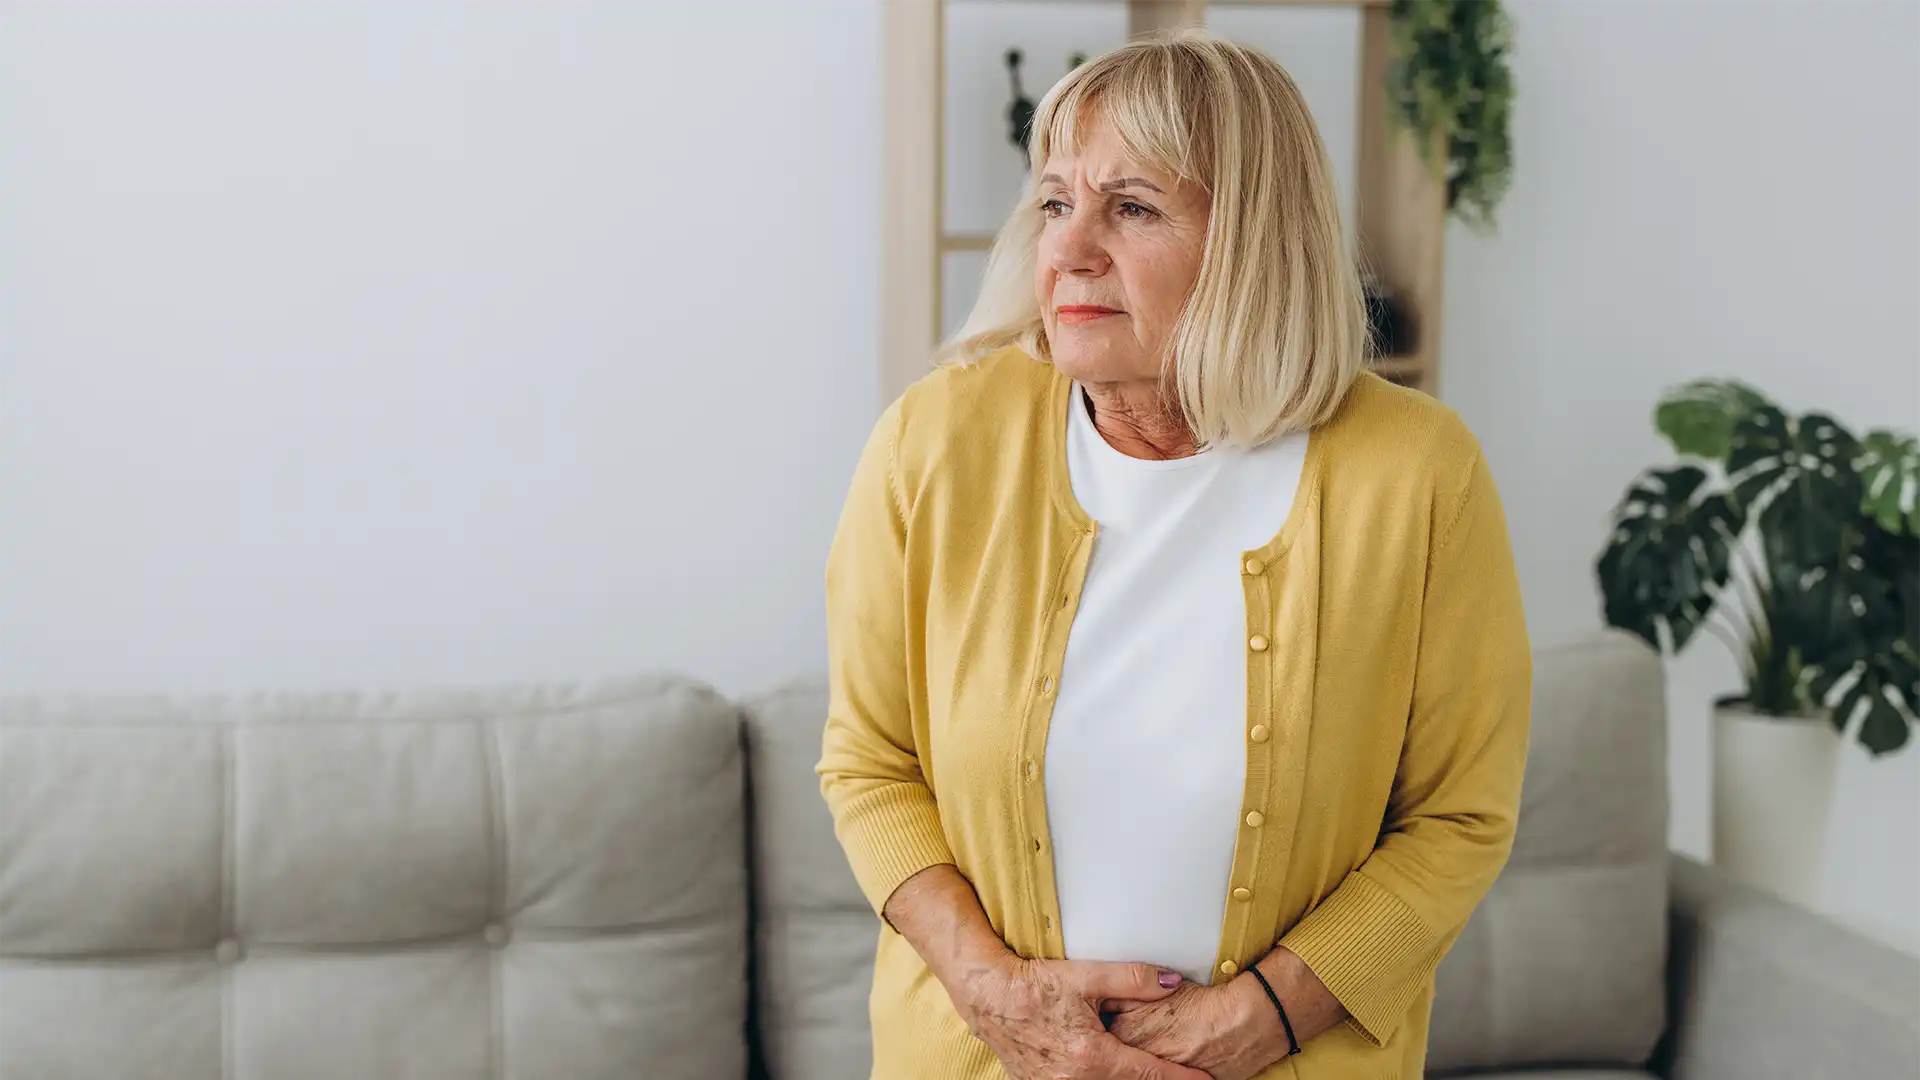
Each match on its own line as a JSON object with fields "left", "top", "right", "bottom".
{"left": 1050, "top": 215, "right": 1110, "bottom": 276}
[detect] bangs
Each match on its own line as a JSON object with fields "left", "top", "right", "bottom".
{"left": 1033, "top": 48, "right": 1212, "bottom": 191}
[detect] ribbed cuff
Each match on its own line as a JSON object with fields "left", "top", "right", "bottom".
{"left": 1277, "top": 869, "right": 1441, "bottom": 1047}
{"left": 832, "top": 783, "right": 958, "bottom": 919}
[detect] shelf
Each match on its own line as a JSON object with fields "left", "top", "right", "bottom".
{"left": 940, "top": 233, "right": 997, "bottom": 253}
{"left": 1369, "top": 356, "right": 1425, "bottom": 378}
{"left": 1196, "top": 0, "right": 1390, "bottom": 5}
{"left": 982, "top": 0, "right": 1392, "bottom": 5}
{"left": 1370, "top": 356, "right": 1431, "bottom": 392}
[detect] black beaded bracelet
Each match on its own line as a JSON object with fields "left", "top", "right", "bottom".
{"left": 1248, "top": 965, "right": 1302, "bottom": 1057}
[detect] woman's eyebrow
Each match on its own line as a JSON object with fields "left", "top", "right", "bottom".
{"left": 1036, "top": 172, "right": 1165, "bottom": 194}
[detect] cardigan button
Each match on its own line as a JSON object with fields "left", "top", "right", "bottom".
{"left": 1249, "top": 725, "right": 1270, "bottom": 744}
{"left": 1219, "top": 960, "right": 1239, "bottom": 977}
{"left": 1243, "top": 558, "right": 1264, "bottom": 576}
{"left": 1245, "top": 811, "right": 1265, "bottom": 828}
{"left": 1248, "top": 635, "right": 1269, "bottom": 652}
{"left": 1232, "top": 887, "right": 1252, "bottom": 902}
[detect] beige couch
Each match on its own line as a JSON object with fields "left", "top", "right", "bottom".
{"left": 2, "top": 634, "right": 1915, "bottom": 1079}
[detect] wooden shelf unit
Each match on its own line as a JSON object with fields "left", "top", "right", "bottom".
{"left": 882, "top": 0, "right": 1447, "bottom": 402}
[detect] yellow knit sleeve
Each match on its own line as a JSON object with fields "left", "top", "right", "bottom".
{"left": 817, "top": 397, "right": 957, "bottom": 918}
{"left": 1278, "top": 449, "right": 1533, "bottom": 1047}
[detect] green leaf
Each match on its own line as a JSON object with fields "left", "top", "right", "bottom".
{"left": 1653, "top": 379, "right": 1770, "bottom": 460}
{"left": 1858, "top": 524, "right": 1916, "bottom": 644}
{"left": 1857, "top": 430, "right": 1920, "bottom": 536}
{"left": 1595, "top": 465, "right": 1742, "bottom": 651}
{"left": 1727, "top": 406, "right": 1863, "bottom": 568}
{"left": 1802, "top": 526, "right": 1919, "bottom": 756}
{"left": 1896, "top": 549, "right": 1912, "bottom": 641}
{"left": 1810, "top": 652, "right": 1916, "bottom": 757}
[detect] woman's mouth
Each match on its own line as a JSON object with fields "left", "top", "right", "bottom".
{"left": 1055, "top": 305, "right": 1123, "bottom": 325}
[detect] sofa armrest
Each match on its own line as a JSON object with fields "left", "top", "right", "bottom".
{"left": 1652, "top": 852, "right": 1920, "bottom": 1080}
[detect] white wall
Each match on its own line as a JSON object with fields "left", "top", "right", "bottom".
{"left": 0, "top": 2, "right": 880, "bottom": 698}
{"left": 1442, "top": 0, "right": 1920, "bottom": 952}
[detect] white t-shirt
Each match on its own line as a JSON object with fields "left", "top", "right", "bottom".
{"left": 1043, "top": 383, "right": 1308, "bottom": 984}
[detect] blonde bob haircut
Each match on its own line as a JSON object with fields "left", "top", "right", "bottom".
{"left": 939, "top": 30, "right": 1366, "bottom": 448}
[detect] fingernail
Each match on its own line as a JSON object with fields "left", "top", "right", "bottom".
{"left": 1158, "top": 971, "right": 1182, "bottom": 989}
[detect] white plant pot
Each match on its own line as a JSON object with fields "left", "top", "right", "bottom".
{"left": 1711, "top": 702, "right": 1841, "bottom": 906}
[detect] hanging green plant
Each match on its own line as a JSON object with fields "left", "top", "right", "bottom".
{"left": 1387, "top": 0, "right": 1516, "bottom": 228}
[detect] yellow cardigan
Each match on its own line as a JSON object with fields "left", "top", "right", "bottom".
{"left": 819, "top": 348, "right": 1531, "bottom": 1080}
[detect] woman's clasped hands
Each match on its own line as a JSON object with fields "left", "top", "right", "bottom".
{"left": 952, "top": 953, "right": 1291, "bottom": 1080}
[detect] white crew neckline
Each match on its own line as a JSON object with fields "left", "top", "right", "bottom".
{"left": 1070, "top": 383, "right": 1216, "bottom": 473}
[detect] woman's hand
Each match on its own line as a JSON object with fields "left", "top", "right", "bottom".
{"left": 1108, "top": 949, "right": 1346, "bottom": 1080}
{"left": 885, "top": 865, "right": 1209, "bottom": 1079}
{"left": 1106, "top": 977, "right": 1292, "bottom": 1080}
{"left": 953, "top": 954, "right": 1213, "bottom": 1080}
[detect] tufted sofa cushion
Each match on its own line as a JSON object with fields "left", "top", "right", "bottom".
{"left": 0, "top": 676, "right": 749, "bottom": 1080}
{"left": 1427, "top": 633, "right": 1671, "bottom": 1075}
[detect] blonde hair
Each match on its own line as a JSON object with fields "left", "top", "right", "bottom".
{"left": 939, "top": 30, "right": 1365, "bottom": 447}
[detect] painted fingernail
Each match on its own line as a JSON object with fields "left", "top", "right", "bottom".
{"left": 1158, "top": 971, "right": 1182, "bottom": 989}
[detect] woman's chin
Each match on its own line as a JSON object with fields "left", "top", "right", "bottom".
{"left": 1049, "top": 344, "right": 1154, "bottom": 385}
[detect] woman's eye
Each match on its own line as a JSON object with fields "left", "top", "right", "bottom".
{"left": 1040, "top": 198, "right": 1069, "bottom": 218}
{"left": 1118, "top": 201, "right": 1157, "bottom": 220}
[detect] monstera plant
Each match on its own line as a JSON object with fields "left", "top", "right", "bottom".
{"left": 1596, "top": 380, "right": 1919, "bottom": 756}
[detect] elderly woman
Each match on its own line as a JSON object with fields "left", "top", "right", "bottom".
{"left": 820, "top": 31, "right": 1530, "bottom": 1080}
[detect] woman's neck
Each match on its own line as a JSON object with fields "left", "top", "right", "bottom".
{"left": 1081, "top": 379, "right": 1200, "bottom": 460}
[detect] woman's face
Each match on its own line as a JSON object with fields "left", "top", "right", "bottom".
{"left": 1034, "top": 119, "right": 1210, "bottom": 386}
